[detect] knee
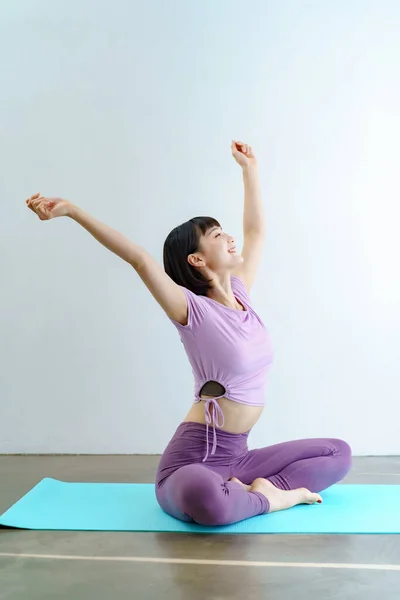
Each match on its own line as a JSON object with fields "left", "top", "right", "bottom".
{"left": 176, "top": 465, "right": 229, "bottom": 526}
{"left": 333, "top": 438, "right": 352, "bottom": 459}
{"left": 331, "top": 438, "right": 353, "bottom": 475}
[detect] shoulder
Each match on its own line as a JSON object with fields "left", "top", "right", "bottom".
{"left": 168, "top": 285, "right": 209, "bottom": 332}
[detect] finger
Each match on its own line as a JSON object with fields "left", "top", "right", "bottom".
{"left": 31, "top": 199, "right": 47, "bottom": 217}
{"left": 27, "top": 200, "right": 42, "bottom": 216}
{"left": 28, "top": 193, "right": 40, "bottom": 202}
{"left": 38, "top": 200, "right": 49, "bottom": 212}
{"left": 38, "top": 205, "right": 49, "bottom": 220}
{"left": 32, "top": 197, "right": 45, "bottom": 209}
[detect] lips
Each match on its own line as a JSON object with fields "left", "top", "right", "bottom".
{"left": 228, "top": 247, "right": 237, "bottom": 253}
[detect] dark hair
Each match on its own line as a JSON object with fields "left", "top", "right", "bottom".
{"left": 163, "top": 216, "right": 221, "bottom": 296}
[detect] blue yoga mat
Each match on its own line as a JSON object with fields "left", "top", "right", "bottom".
{"left": 1, "top": 478, "right": 399, "bottom": 534}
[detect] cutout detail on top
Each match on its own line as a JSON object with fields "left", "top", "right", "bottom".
{"left": 199, "top": 381, "right": 226, "bottom": 398}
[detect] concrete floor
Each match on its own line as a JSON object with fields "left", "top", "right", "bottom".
{"left": 1, "top": 455, "right": 400, "bottom": 600}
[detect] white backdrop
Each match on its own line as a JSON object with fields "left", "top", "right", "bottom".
{"left": 1, "top": 0, "right": 399, "bottom": 455}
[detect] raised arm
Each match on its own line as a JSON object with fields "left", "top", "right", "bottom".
{"left": 231, "top": 141, "right": 266, "bottom": 293}
{"left": 25, "top": 193, "right": 189, "bottom": 325}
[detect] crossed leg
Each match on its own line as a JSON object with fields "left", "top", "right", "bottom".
{"left": 155, "top": 438, "right": 352, "bottom": 526}
{"left": 234, "top": 437, "right": 352, "bottom": 492}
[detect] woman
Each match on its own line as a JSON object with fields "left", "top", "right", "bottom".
{"left": 26, "top": 140, "right": 352, "bottom": 526}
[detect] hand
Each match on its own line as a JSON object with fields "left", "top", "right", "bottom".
{"left": 231, "top": 140, "right": 257, "bottom": 168}
{"left": 25, "top": 193, "right": 72, "bottom": 220}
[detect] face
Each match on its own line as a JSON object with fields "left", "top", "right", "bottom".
{"left": 188, "top": 226, "right": 244, "bottom": 274}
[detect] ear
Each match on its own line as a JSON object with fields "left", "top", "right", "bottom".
{"left": 187, "top": 253, "right": 205, "bottom": 268}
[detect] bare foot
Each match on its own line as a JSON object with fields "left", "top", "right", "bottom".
{"left": 228, "top": 477, "right": 252, "bottom": 492}
{"left": 250, "top": 478, "right": 323, "bottom": 513}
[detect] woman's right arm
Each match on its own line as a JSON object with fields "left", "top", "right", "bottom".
{"left": 26, "top": 194, "right": 189, "bottom": 326}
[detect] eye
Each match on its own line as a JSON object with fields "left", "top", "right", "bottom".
{"left": 216, "top": 233, "right": 222, "bottom": 237}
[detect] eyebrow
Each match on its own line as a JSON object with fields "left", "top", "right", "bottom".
{"left": 207, "top": 226, "right": 222, "bottom": 235}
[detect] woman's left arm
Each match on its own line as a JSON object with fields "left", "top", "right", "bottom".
{"left": 231, "top": 141, "right": 266, "bottom": 292}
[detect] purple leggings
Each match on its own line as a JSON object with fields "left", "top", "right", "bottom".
{"left": 155, "top": 422, "right": 352, "bottom": 526}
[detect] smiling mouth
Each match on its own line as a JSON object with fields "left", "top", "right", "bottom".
{"left": 228, "top": 247, "right": 237, "bottom": 253}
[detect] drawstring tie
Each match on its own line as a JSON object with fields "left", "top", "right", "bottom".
{"left": 203, "top": 396, "right": 225, "bottom": 462}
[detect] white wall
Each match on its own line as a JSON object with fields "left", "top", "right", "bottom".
{"left": 1, "top": 0, "right": 399, "bottom": 455}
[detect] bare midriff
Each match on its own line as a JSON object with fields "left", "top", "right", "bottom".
{"left": 183, "top": 395, "right": 263, "bottom": 434}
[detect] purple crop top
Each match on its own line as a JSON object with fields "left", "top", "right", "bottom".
{"left": 169, "top": 275, "right": 275, "bottom": 461}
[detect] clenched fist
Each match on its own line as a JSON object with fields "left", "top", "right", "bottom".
{"left": 231, "top": 140, "right": 257, "bottom": 168}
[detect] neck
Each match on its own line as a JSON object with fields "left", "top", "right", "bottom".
{"left": 206, "top": 273, "right": 239, "bottom": 309}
